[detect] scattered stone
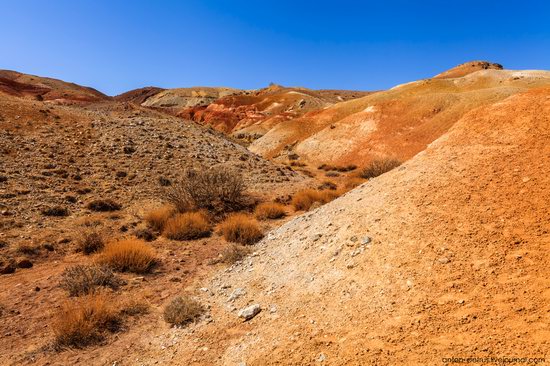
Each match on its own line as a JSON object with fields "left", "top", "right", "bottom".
{"left": 227, "top": 288, "right": 246, "bottom": 302}
{"left": 238, "top": 304, "right": 261, "bottom": 321}
{"left": 438, "top": 257, "right": 450, "bottom": 264}
{"left": 361, "top": 236, "right": 372, "bottom": 245}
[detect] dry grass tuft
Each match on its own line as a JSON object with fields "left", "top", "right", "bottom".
{"left": 52, "top": 293, "right": 122, "bottom": 349}
{"left": 145, "top": 205, "right": 175, "bottom": 232}
{"left": 291, "top": 189, "right": 340, "bottom": 211}
{"left": 162, "top": 212, "right": 211, "bottom": 240}
{"left": 120, "top": 296, "right": 150, "bottom": 316}
{"left": 78, "top": 231, "right": 104, "bottom": 255}
{"left": 60, "top": 264, "right": 124, "bottom": 297}
{"left": 163, "top": 296, "right": 203, "bottom": 326}
{"left": 344, "top": 176, "right": 366, "bottom": 190}
{"left": 164, "top": 166, "right": 246, "bottom": 215}
{"left": 97, "top": 239, "right": 157, "bottom": 273}
{"left": 359, "top": 158, "right": 401, "bottom": 179}
{"left": 42, "top": 206, "right": 70, "bottom": 217}
{"left": 87, "top": 199, "right": 121, "bottom": 212}
{"left": 254, "top": 202, "right": 286, "bottom": 220}
{"left": 219, "top": 213, "right": 263, "bottom": 245}
{"left": 220, "top": 244, "right": 251, "bottom": 264}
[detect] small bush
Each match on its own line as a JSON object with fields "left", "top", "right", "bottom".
{"left": 254, "top": 202, "right": 286, "bottom": 220}
{"left": 359, "top": 158, "right": 401, "bottom": 179}
{"left": 87, "top": 199, "right": 121, "bottom": 212}
{"left": 318, "top": 181, "right": 337, "bottom": 191}
{"left": 120, "top": 297, "right": 149, "bottom": 316}
{"left": 163, "top": 296, "right": 203, "bottom": 326}
{"left": 78, "top": 231, "right": 104, "bottom": 255}
{"left": 145, "top": 205, "right": 174, "bottom": 231}
{"left": 344, "top": 177, "right": 366, "bottom": 190}
{"left": 162, "top": 212, "right": 211, "bottom": 240}
{"left": 219, "top": 213, "right": 263, "bottom": 245}
{"left": 60, "top": 264, "right": 124, "bottom": 297}
{"left": 52, "top": 293, "right": 122, "bottom": 348}
{"left": 220, "top": 244, "right": 251, "bottom": 264}
{"left": 97, "top": 239, "right": 157, "bottom": 273}
{"left": 291, "top": 189, "right": 339, "bottom": 211}
{"left": 164, "top": 166, "right": 246, "bottom": 215}
{"left": 42, "top": 206, "right": 69, "bottom": 217}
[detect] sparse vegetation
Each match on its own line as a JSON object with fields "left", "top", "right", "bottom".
{"left": 162, "top": 212, "right": 211, "bottom": 240}
{"left": 78, "top": 230, "right": 104, "bottom": 255}
{"left": 97, "top": 239, "right": 157, "bottom": 273}
{"left": 145, "top": 205, "right": 174, "bottom": 231}
{"left": 120, "top": 297, "right": 149, "bottom": 316}
{"left": 220, "top": 244, "right": 251, "bottom": 264}
{"left": 254, "top": 202, "right": 286, "bottom": 220}
{"left": 163, "top": 296, "right": 203, "bottom": 327}
{"left": 318, "top": 180, "right": 337, "bottom": 190}
{"left": 164, "top": 166, "right": 246, "bottom": 215}
{"left": 219, "top": 213, "right": 263, "bottom": 244}
{"left": 317, "top": 164, "right": 357, "bottom": 172}
{"left": 60, "top": 264, "right": 124, "bottom": 296}
{"left": 291, "top": 189, "right": 339, "bottom": 211}
{"left": 87, "top": 199, "right": 121, "bottom": 212}
{"left": 42, "top": 205, "right": 69, "bottom": 217}
{"left": 52, "top": 293, "right": 122, "bottom": 348}
{"left": 359, "top": 158, "right": 401, "bottom": 179}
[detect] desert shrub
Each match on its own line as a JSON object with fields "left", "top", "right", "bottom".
{"left": 97, "top": 239, "right": 157, "bottom": 273}
{"left": 219, "top": 213, "right": 263, "bottom": 245}
{"left": 78, "top": 231, "right": 104, "bottom": 255}
{"left": 343, "top": 177, "right": 366, "bottom": 190}
{"left": 220, "top": 244, "right": 251, "bottom": 264}
{"left": 60, "top": 264, "right": 124, "bottom": 296}
{"left": 145, "top": 205, "right": 174, "bottom": 231}
{"left": 134, "top": 228, "right": 157, "bottom": 242}
{"left": 52, "top": 293, "right": 122, "bottom": 348}
{"left": 164, "top": 166, "right": 246, "bottom": 215}
{"left": 291, "top": 189, "right": 339, "bottom": 211}
{"left": 359, "top": 158, "right": 401, "bottom": 179}
{"left": 254, "top": 202, "right": 286, "bottom": 220}
{"left": 163, "top": 296, "right": 203, "bottom": 326}
{"left": 318, "top": 181, "right": 337, "bottom": 191}
{"left": 16, "top": 243, "right": 40, "bottom": 255}
{"left": 87, "top": 199, "right": 121, "bottom": 212}
{"left": 42, "top": 206, "right": 69, "bottom": 217}
{"left": 162, "top": 212, "right": 211, "bottom": 240}
{"left": 120, "top": 297, "right": 149, "bottom": 316}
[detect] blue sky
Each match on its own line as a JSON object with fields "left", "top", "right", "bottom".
{"left": 1, "top": 0, "right": 549, "bottom": 95}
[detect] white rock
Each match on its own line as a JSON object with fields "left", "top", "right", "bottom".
{"left": 238, "top": 304, "right": 261, "bottom": 321}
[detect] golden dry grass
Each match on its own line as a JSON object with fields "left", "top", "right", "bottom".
{"left": 254, "top": 202, "right": 286, "bottom": 220}
{"left": 96, "top": 239, "right": 157, "bottom": 273}
{"left": 162, "top": 212, "right": 211, "bottom": 240}
{"left": 291, "top": 189, "right": 340, "bottom": 211}
{"left": 219, "top": 213, "right": 263, "bottom": 245}
{"left": 52, "top": 293, "right": 122, "bottom": 348}
{"left": 145, "top": 205, "right": 175, "bottom": 231}
{"left": 163, "top": 296, "right": 203, "bottom": 326}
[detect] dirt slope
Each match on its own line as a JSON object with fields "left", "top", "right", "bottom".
{"left": 114, "top": 86, "right": 166, "bottom": 104}
{"left": 158, "top": 86, "right": 549, "bottom": 365}
{"left": 141, "top": 87, "right": 242, "bottom": 111}
{"left": 249, "top": 63, "right": 550, "bottom": 167}
{"left": 0, "top": 70, "right": 109, "bottom": 103}
{"left": 178, "top": 84, "right": 371, "bottom": 134}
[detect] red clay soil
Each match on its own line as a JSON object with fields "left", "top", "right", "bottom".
{"left": 0, "top": 70, "right": 109, "bottom": 103}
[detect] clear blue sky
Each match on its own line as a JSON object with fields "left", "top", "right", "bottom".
{"left": 1, "top": 0, "right": 549, "bottom": 96}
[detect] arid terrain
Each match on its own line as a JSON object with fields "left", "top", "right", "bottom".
{"left": 0, "top": 61, "right": 549, "bottom": 365}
